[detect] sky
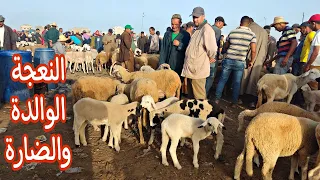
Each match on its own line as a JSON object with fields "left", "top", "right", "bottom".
{"left": 1, "top": 0, "right": 319, "bottom": 40}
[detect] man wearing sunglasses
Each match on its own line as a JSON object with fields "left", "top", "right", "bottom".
{"left": 0, "top": 15, "right": 17, "bottom": 50}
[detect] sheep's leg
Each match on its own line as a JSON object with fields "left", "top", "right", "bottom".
{"left": 102, "top": 125, "right": 109, "bottom": 142}
{"left": 91, "top": 62, "right": 95, "bottom": 74}
{"left": 214, "top": 127, "right": 224, "bottom": 160}
{"left": 289, "top": 154, "right": 299, "bottom": 180}
{"left": 180, "top": 138, "right": 186, "bottom": 147}
{"left": 253, "top": 151, "right": 260, "bottom": 167}
{"left": 308, "top": 164, "right": 320, "bottom": 180}
{"left": 79, "top": 122, "right": 88, "bottom": 146}
{"left": 123, "top": 118, "right": 129, "bottom": 130}
{"left": 192, "top": 138, "right": 200, "bottom": 168}
{"left": 148, "top": 127, "right": 156, "bottom": 145}
{"left": 111, "top": 125, "right": 121, "bottom": 152}
{"left": 234, "top": 149, "right": 245, "bottom": 180}
{"left": 299, "top": 153, "right": 309, "bottom": 180}
{"left": 287, "top": 85, "right": 298, "bottom": 104}
{"left": 261, "top": 157, "right": 278, "bottom": 180}
{"left": 309, "top": 102, "right": 316, "bottom": 112}
{"left": 169, "top": 138, "right": 182, "bottom": 170}
{"left": 142, "top": 109, "right": 147, "bottom": 127}
{"left": 138, "top": 116, "right": 145, "bottom": 144}
{"left": 108, "top": 129, "right": 114, "bottom": 148}
{"left": 74, "top": 124, "right": 80, "bottom": 146}
{"left": 160, "top": 129, "right": 169, "bottom": 166}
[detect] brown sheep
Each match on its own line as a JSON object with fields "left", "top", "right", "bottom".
{"left": 72, "top": 76, "right": 121, "bottom": 104}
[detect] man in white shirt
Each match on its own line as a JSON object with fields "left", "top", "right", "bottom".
{"left": 148, "top": 27, "right": 159, "bottom": 54}
{"left": 304, "top": 14, "right": 320, "bottom": 90}
{"left": 0, "top": 15, "right": 17, "bottom": 50}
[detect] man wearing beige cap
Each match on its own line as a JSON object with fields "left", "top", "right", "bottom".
{"left": 44, "top": 22, "right": 59, "bottom": 48}
{"left": 181, "top": 7, "right": 217, "bottom": 99}
{"left": 266, "top": 16, "right": 297, "bottom": 74}
{"left": 0, "top": 15, "right": 17, "bottom": 50}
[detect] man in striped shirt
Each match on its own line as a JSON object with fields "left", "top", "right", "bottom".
{"left": 215, "top": 16, "right": 257, "bottom": 106}
{"left": 266, "top": 16, "right": 298, "bottom": 74}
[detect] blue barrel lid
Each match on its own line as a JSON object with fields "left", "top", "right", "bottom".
{"left": 34, "top": 48, "right": 55, "bottom": 52}
{"left": 0, "top": 50, "right": 32, "bottom": 56}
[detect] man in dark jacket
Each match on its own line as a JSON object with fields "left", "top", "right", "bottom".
{"left": 44, "top": 22, "right": 59, "bottom": 48}
{"left": 0, "top": 15, "right": 17, "bottom": 50}
{"left": 119, "top": 25, "right": 134, "bottom": 72}
{"left": 159, "top": 14, "right": 191, "bottom": 80}
{"left": 137, "top": 31, "right": 148, "bottom": 53}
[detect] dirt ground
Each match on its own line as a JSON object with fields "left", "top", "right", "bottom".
{"left": 0, "top": 69, "right": 318, "bottom": 180}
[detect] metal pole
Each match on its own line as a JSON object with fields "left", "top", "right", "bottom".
{"left": 142, "top": 12, "right": 145, "bottom": 32}
{"left": 302, "top": 12, "right": 305, "bottom": 23}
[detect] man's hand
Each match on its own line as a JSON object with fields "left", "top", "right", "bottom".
{"left": 281, "top": 57, "right": 288, "bottom": 67}
{"left": 304, "top": 64, "right": 311, "bottom": 72}
{"left": 209, "top": 58, "right": 216, "bottom": 63}
{"left": 248, "top": 61, "right": 253, "bottom": 68}
{"left": 173, "top": 40, "right": 180, "bottom": 46}
{"left": 130, "top": 48, "right": 133, "bottom": 52}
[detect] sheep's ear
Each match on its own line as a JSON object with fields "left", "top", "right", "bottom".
{"left": 198, "top": 121, "right": 208, "bottom": 128}
{"left": 151, "top": 101, "right": 157, "bottom": 110}
{"left": 301, "top": 71, "right": 310, "bottom": 77}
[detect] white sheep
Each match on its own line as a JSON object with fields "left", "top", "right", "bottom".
{"left": 110, "top": 63, "right": 181, "bottom": 98}
{"left": 140, "top": 96, "right": 226, "bottom": 159}
{"left": 160, "top": 114, "right": 224, "bottom": 169}
{"left": 301, "top": 84, "right": 320, "bottom": 112}
{"left": 237, "top": 101, "right": 320, "bottom": 132}
{"left": 73, "top": 97, "right": 141, "bottom": 152}
{"left": 110, "top": 94, "right": 130, "bottom": 130}
{"left": 256, "top": 68, "right": 320, "bottom": 108}
{"left": 140, "top": 65, "right": 155, "bottom": 72}
{"left": 234, "top": 112, "right": 319, "bottom": 180}
{"left": 308, "top": 123, "right": 320, "bottom": 180}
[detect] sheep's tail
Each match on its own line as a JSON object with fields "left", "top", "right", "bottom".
{"left": 256, "top": 84, "right": 266, "bottom": 108}
{"left": 237, "top": 109, "right": 258, "bottom": 132}
{"left": 245, "top": 135, "right": 255, "bottom": 177}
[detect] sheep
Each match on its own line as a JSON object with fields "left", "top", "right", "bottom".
{"left": 95, "top": 51, "right": 109, "bottom": 71}
{"left": 73, "top": 97, "right": 141, "bottom": 152}
{"left": 234, "top": 112, "right": 319, "bottom": 180}
{"left": 82, "top": 45, "right": 95, "bottom": 74}
{"left": 110, "top": 63, "right": 181, "bottom": 98}
{"left": 71, "top": 76, "right": 121, "bottom": 104}
{"left": 141, "top": 96, "right": 226, "bottom": 159}
{"left": 308, "top": 123, "right": 320, "bottom": 180}
{"left": 160, "top": 114, "right": 224, "bottom": 169}
{"left": 256, "top": 68, "right": 320, "bottom": 108}
{"left": 157, "top": 63, "right": 171, "bottom": 70}
{"left": 237, "top": 101, "right": 320, "bottom": 132}
{"left": 110, "top": 94, "right": 130, "bottom": 130}
{"left": 301, "top": 84, "right": 320, "bottom": 112}
{"left": 140, "top": 65, "right": 155, "bottom": 72}
{"left": 134, "top": 53, "right": 160, "bottom": 70}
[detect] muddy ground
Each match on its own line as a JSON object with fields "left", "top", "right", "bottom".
{"left": 0, "top": 70, "right": 318, "bottom": 180}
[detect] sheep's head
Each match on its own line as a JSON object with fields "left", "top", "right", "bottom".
{"left": 158, "top": 63, "right": 171, "bottom": 70}
{"left": 109, "top": 62, "right": 128, "bottom": 79}
{"left": 301, "top": 68, "right": 320, "bottom": 80}
{"left": 198, "top": 117, "right": 225, "bottom": 135}
{"left": 83, "top": 44, "right": 91, "bottom": 51}
{"left": 115, "top": 84, "right": 126, "bottom": 94}
{"left": 141, "top": 95, "right": 157, "bottom": 112}
{"left": 301, "top": 84, "right": 312, "bottom": 91}
{"left": 134, "top": 48, "right": 142, "bottom": 57}
{"left": 140, "top": 65, "right": 155, "bottom": 72}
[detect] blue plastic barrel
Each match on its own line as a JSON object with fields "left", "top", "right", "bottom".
{"left": 95, "top": 36, "right": 103, "bottom": 50}
{"left": 0, "top": 50, "right": 32, "bottom": 103}
{"left": 33, "top": 48, "right": 58, "bottom": 91}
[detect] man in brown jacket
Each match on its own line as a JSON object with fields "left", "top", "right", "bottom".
{"left": 119, "top": 25, "right": 134, "bottom": 72}
{"left": 0, "top": 15, "right": 17, "bottom": 50}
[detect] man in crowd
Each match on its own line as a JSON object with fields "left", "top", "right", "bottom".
{"left": 82, "top": 30, "right": 91, "bottom": 45}
{"left": 67, "top": 34, "right": 82, "bottom": 46}
{"left": 59, "top": 28, "right": 63, "bottom": 35}
{"left": 34, "top": 28, "right": 42, "bottom": 44}
{"left": 53, "top": 34, "right": 68, "bottom": 55}
{"left": 266, "top": 16, "right": 297, "bottom": 74}
{"left": 240, "top": 17, "right": 268, "bottom": 108}
{"left": 292, "top": 23, "right": 301, "bottom": 34}
{"left": 148, "top": 27, "right": 159, "bottom": 54}
{"left": 181, "top": 7, "right": 217, "bottom": 99}
{"left": 263, "top": 25, "right": 277, "bottom": 72}
{"left": 137, "top": 31, "right": 148, "bottom": 53}
{"left": 206, "top": 16, "right": 227, "bottom": 96}
{"left": 215, "top": 16, "right": 256, "bottom": 107}
{"left": 0, "top": 15, "right": 17, "bottom": 50}
{"left": 304, "top": 14, "right": 320, "bottom": 90}
{"left": 119, "top": 25, "right": 134, "bottom": 72}
{"left": 159, "top": 14, "right": 190, "bottom": 80}
{"left": 44, "top": 22, "right": 59, "bottom": 48}
{"left": 185, "top": 21, "right": 195, "bottom": 35}
{"left": 103, "top": 29, "right": 116, "bottom": 60}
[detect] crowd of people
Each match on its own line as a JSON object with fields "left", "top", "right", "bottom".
{"left": 1, "top": 9, "right": 320, "bottom": 108}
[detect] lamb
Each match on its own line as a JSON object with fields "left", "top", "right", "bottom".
{"left": 157, "top": 63, "right": 171, "bottom": 70}
{"left": 73, "top": 97, "right": 141, "bottom": 152}
{"left": 160, "top": 114, "right": 224, "bottom": 169}
{"left": 134, "top": 53, "right": 160, "bottom": 70}
{"left": 95, "top": 51, "right": 109, "bottom": 71}
{"left": 301, "top": 84, "right": 320, "bottom": 112}
{"left": 308, "top": 123, "right": 320, "bottom": 180}
{"left": 71, "top": 76, "right": 121, "bottom": 104}
{"left": 141, "top": 96, "right": 226, "bottom": 159}
{"left": 256, "top": 68, "right": 320, "bottom": 108}
{"left": 237, "top": 101, "right": 320, "bottom": 132}
{"left": 110, "top": 94, "right": 130, "bottom": 130}
{"left": 110, "top": 63, "right": 181, "bottom": 98}
{"left": 234, "top": 112, "right": 319, "bottom": 180}
{"left": 140, "top": 65, "right": 155, "bottom": 72}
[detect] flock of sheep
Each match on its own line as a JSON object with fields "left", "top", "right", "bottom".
{"left": 66, "top": 45, "right": 320, "bottom": 180}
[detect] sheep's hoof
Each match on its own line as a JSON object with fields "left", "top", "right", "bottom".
{"left": 115, "top": 146, "right": 120, "bottom": 152}
{"left": 75, "top": 145, "right": 80, "bottom": 148}
{"left": 214, "top": 154, "right": 220, "bottom": 160}
{"left": 175, "top": 164, "right": 182, "bottom": 170}
{"left": 162, "top": 161, "right": 169, "bottom": 166}
{"left": 101, "top": 138, "right": 107, "bottom": 142}
{"left": 193, "top": 163, "right": 199, "bottom": 169}
{"left": 82, "top": 142, "right": 88, "bottom": 146}
{"left": 108, "top": 144, "right": 114, "bottom": 149}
